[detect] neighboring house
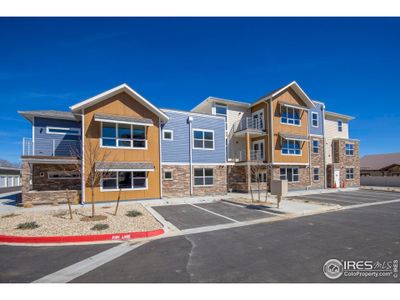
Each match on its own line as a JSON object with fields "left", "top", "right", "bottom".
{"left": 18, "top": 81, "right": 360, "bottom": 204}
{"left": 192, "top": 81, "right": 360, "bottom": 191}
{"left": 0, "top": 167, "right": 21, "bottom": 193}
{"left": 360, "top": 153, "right": 400, "bottom": 176}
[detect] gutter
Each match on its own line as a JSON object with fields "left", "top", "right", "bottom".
{"left": 321, "top": 104, "right": 327, "bottom": 189}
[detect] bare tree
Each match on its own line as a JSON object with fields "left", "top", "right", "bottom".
{"left": 114, "top": 188, "right": 122, "bottom": 216}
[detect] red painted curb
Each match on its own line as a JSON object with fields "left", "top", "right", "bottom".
{"left": 0, "top": 228, "right": 164, "bottom": 244}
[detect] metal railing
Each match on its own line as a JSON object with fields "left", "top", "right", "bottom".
{"left": 22, "top": 137, "right": 81, "bottom": 157}
{"left": 234, "top": 117, "right": 264, "bottom": 132}
{"left": 234, "top": 149, "right": 264, "bottom": 162}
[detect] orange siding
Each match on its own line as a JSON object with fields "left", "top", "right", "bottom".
{"left": 250, "top": 101, "right": 269, "bottom": 161}
{"left": 272, "top": 88, "right": 309, "bottom": 164}
{"left": 83, "top": 92, "right": 161, "bottom": 202}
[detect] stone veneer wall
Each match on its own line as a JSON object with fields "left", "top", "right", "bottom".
{"left": 32, "top": 164, "right": 81, "bottom": 191}
{"left": 271, "top": 166, "right": 310, "bottom": 190}
{"left": 24, "top": 190, "right": 80, "bottom": 205}
{"left": 227, "top": 165, "right": 248, "bottom": 192}
{"left": 310, "top": 136, "right": 325, "bottom": 189}
{"left": 162, "top": 164, "right": 227, "bottom": 197}
{"left": 333, "top": 139, "right": 360, "bottom": 187}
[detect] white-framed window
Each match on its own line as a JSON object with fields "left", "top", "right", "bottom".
{"left": 48, "top": 171, "right": 80, "bottom": 180}
{"left": 252, "top": 140, "right": 265, "bottom": 160}
{"left": 46, "top": 126, "right": 81, "bottom": 136}
{"left": 313, "top": 168, "right": 320, "bottom": 181}
{"left": 345, "top": 143, "right": 354, "bottom": 156}
{"left": 7, "top": 176, "right": 13, "bottom": 187}
{"left": 282, "top": 139, "right": 301, "bottom": 155}
{"left": 101, "top": 171, "right": 147, "bottom": 191}
{"left": 313, "top": 140, "right": 319, "bottom": 154}
{"left": 163, "top": 130, "right": 173, "bottom": 141}
{"left": 311, "top": 112, "right": 319, "bottom": 127}
{"left": 281, "top": 106, "right": 301, "bottom": 126}
{"left": 280, "top": 167, "right": 299, "bottom": 182}
{"left": 164, "top": 170, "right": 173, "bottom": 180}
{"left": 14, "top": 176, "right": 20, "bottom": 186}
{"left": 252, "top": 109, "right": 264, "bottom": 130}
{"left": 194, "top": 168, "right": 213, "bottom": 186}
{"left": 215, "top": 103, "right": 227, "bottom": 116}
{"left": 0, "top": 176, "right": 6, "bottom": 188}
{"left": 346, "top": 168, "right": 354, "bottom": 180}
{"left": 252, "top": 171, "right": 267, "bottom": 183}
{"left": 193, "top": 129, "right": 214, "bottom": 150}
{"left": 338, "top": 119, "right": 343, "bottom": 132}
{"left": 101, "top": 122, "right": 146, "bottom": 149}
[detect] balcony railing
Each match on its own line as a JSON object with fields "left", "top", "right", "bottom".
{"left": 234, "top": 150, "right": 264, "bottom": 162}
{"left": 22, "top": 138, "right": 81, "bottom": 157}
{"left": 234, "top": 117, "right": 264, "bottom": 132}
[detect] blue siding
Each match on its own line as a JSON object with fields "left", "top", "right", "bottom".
{"left": 33, "top": 117, "right": 81, "bottom": 156}
{"left": 309, "top": 102, "right": 324, "bottom": 136}
{"left": 161, "top": 110, "right": 226, "bottom": 164}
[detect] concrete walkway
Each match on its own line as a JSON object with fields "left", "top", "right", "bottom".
{"left": 361, "top": 185, "right": 400, "bottom": 192}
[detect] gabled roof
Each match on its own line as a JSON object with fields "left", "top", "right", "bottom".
{"left": 360, "top": 153, "right": 400, "bottom": 170}
{"left": 253, "top": 81, "right": 316, "bottom": 109}
{"left": 70, "top": 83, "right": 169, "bottom": 122}
{"left": 191, "top": 96, "right": 250, "bottom": 112}
{"left": 325, "top": 111, "right": 354, "bottom": 121}
{"left": 18, "top": 110, "right": 80, "bottom": 123}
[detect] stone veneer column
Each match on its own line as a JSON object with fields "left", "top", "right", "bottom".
{"left": 21, "top": 160, "right": 31, "bottom": 203}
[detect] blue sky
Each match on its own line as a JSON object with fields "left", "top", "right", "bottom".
{"left": 0, "top": 17, "right": 399, "bottom": 164}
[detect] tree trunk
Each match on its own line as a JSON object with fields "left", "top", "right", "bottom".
{"left": 91, "top": 186, "right": 95, "bottom": 218}
{"left": 257, "top": 177, "right": 260, "bottom": 202}
{"left": 66, "top": 189, "right": 73, "bottom": 220}
{"left": 114, "top": 189, "right": 122, "bottom": 216}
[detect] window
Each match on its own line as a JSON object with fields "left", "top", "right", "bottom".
{"left": 215, "top": 104, "right": 227, "bottom": 116}
{"left": 193, "top": 130, "right": 214, "bottom": 149}
{"left": 281, "top": 106, "right": 300, "bottom": 125}
{"left": 280, "top": 167, "right": 299, "bottom": 182}
{"left": 0, "top": 176, "right": 6, "bottom": 188}
{"left": 252, "top": 171, "right": 267, "bottom": 183}
{"left": 101, "top": 171, "right": 147, "bottom": 190}
{"left": 311, "top": 112, "right": 319, "bottom": 127}
{"left": 163, "top": 130, "right": 173, "bottom": 140}
{"left": 48, "top": 171, "right": 80, "bottom": 180}
{"left": 282, "top": 139, "right": 301, "bottom": 155}
{"left": 313, "top": 140, "right": 319, "bottom": 154}
{"left": 338, "top": 119, "right": 343, "bottom": 132}
{"left": 46, "top": 127, "right": 81, "bottom": 136}
{"left": 194, "top": 168, "right": 213, "bottom": 186}
{"left": 101, "top": 122, "right": 146, "bottom": 149}
{"left": 346, "top": 168, "right": 354, "bottom": 180}
{"left": 345, "top": 143, "right": 354, "bottom": 156}
{"left": 252, "top": 109, "right": 264, "bottom": 130}
{"left": 313, "top": 168, "right": 320, "bottom": 181}
{"left": 164, "top": 171, "right": 173, "bottom": 180}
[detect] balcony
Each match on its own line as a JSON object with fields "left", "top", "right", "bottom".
{"left": 22, "top": 138, "right": 81, "bottom": 157}
{"left": 233, "top": 117, "right": 265, "bottom": 137}
{"left": 233, "top": 149, "right": 265, "bottom": 162}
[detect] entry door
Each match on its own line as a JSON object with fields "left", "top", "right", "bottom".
{"left": 334, "top": 170, "right": 340, "bottom": 188}
{"left": 252, "top": 140, "right": 265, "bottom": 160}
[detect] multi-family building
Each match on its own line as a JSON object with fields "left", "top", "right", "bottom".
{"left": 18, "top": 81, "right": 359, "bottom": 205}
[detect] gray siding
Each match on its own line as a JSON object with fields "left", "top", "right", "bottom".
{"left": 161, "top": 110, "right": 226, "bottom": 164}
{"left": 309, "top": 102, "right": 324, "bottom": 136}
{"left": 33, "top": 117, "right": 81, "bottom": 156}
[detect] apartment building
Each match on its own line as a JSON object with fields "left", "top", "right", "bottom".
{"left": 192, "top": 81, "right": 360, "bottom": 192}
{"left": 18, "top": 81, "right": 359, "bottom": 205}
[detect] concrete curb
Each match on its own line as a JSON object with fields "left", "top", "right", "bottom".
{"left": 0, "top": 228, "right": 164, "bottom": 245}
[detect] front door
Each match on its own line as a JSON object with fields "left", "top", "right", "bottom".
{"left": 334, "top": 170, "right": 340, "bottom": 188}
{"left": 252, "top": 140, "right": 265, "bottom": 161}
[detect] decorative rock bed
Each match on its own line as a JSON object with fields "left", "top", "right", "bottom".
{"left": 0, "top": 203, "right": 162, "bottom": 237}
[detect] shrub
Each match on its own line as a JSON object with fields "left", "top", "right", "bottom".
{"left": 91, "top": 223, "right": 109, "bottom": 231}
{"left": 17, "top": 221, "right": 40, "bottom": 230}
{"left": 125, "top": 210, "right": 142, "bottom": 217}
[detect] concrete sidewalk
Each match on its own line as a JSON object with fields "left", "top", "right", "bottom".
{"left": 361, "top": 186, "right": 400, "bottom": 193}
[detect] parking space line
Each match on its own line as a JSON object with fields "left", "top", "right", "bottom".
{"left": 190, "top": 204, "right": 240, "bottom": 223}
{"left": 341, "top": 198, "right": 400, "bottom": 210}
{"left": 222, "top": 200, "right": 282, "bottom": 216}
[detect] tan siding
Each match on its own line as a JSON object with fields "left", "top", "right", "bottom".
{"left": 83, "top": 92, "right": 161, "bottom": 202}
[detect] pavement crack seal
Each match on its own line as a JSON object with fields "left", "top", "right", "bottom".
{"left": 184, "top": 235, "right": 197, "bottom": 282}
{"left": 32, "top": 241, "right": 148, "bottom": 283}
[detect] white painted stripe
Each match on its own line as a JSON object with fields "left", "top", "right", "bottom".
{"left": 190, "top": 204, "right": 240, "bottom": 223}
{"left": 222, "top": 200, "right": 282, "bottom": 216}
{"left": 340, "top": 198, "right": 400, "bottom": 210}
{"left": 33, "top": 241, "right": 147, "bottom": 283}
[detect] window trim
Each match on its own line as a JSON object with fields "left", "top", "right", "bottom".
{"left": 193, "top": 129, "right": 215, "bottom": 150}
{"left": 164, "top": 170, "right": 173, "bottom": 181}
{"left": 311, "top": 112, "right": 319, "bottom": 128}
{"left": 279, "top": 167, "right": 300, "bottom": 182}
{"left": 280, "top": 106, "right": 301, "bottom": 127}
{"left": 46, "top": 126, "right": 81, "bottom": 136}
{"left": 251, "top": 108, "right": 265, "bottom": 130}
{"left": 163, "top": 129, "right": 174, "bottom": 141}
{"left": 312, "top": 139, "right": 319, "bottom": 154}
{"left": 193, "top": 168, "right": 214, "bottom": 187}
{"left": 100, "top": 171, "right": 148, "bottom": 192}
{"left": 313, "top": 167, "right": 320, "bottom": 182}
{"left": 48, "top": 171, "right": 81, "bottom": 180}
{"left": 345, "top": 143, "right": 354, "bottom": 156}
{"left": 346, "top": 167, "right": 355, "bottom": 180}
{"left": 281, "top": 139, "right": 302, "bottom": 156}
{"left": 214, "top": 103, "right": 227, "bottom": 116}
{"left": 100, "top": 122, "right": 147, "bottom": 150}
{"left": 338, "top": 119, "right": 343, "bottom": 132}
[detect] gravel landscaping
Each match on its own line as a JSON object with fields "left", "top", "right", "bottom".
{"left": 0, "top": 203, "right": 162, "bottom": 237}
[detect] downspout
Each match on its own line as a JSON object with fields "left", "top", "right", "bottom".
{"left": 81, "top": 109, "right": 85, "bottom": 204}
{"left": 159, "top": 119, "right": 163, "bottom": 199}
{"left": 188, "top": 116, "right": 194, "bottom": 196}
{"left": 321, "top": 104, "right": 327, "bottom": 189}
{"left": 32, "top": 116, "right": 35, "bottom": 155}
{"left": 268, "top": 97, "right": 274, "bottom": 179}
{"left": 307, "top": 113, "right": 312, "bottom": 190}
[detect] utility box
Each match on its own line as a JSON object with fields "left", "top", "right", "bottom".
{"left": 271, "top": 179, "right": 288, "bottom": 197}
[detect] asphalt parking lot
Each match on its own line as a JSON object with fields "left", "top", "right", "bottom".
{"left": 152, "top": 201, "right": 274, "bottom": 230}
{"left": 291, "top": 189, "right": 400, "bottom": 206}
